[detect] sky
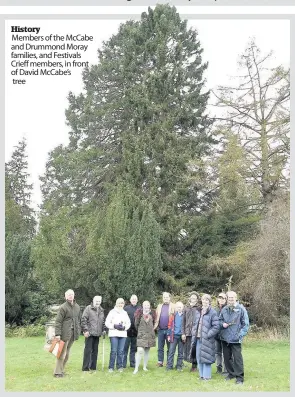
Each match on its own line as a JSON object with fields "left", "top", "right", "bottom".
{"left": 5, "top": 18, "right": 290, "bottom": 211}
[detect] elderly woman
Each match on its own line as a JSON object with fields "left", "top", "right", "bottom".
{"left": 191, "top": 294, "right": 219, "bottom": 380}
{"left": 132, "top": 301, "right": 156, "bottom": 374}
{"left": 105, "top": 298, "right": 131, "bottom": 373}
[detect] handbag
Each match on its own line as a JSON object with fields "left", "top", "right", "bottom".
{"left": 48, "top": 338, "right": 65, "bottom": 359}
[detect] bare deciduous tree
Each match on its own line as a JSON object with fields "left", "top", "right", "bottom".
{"left": 213, "top": 41, "right": 290, "bottom": 205}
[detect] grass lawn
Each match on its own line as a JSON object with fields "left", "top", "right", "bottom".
{"left": 5, "top": 336, "right": 290, "bottom": 392}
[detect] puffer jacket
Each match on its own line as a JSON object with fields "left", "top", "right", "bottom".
{"left": 55, "top": 300, "right": 81, "bottom": 342}
{"left": 181, "top": 305, "right": 200, "bottom": 336}
{"left": 105, "top": 307, "right": 131, "bottom": 338}
{"left": 190, "top": 307, "right": 220, "bottom": 364}
{"left": 219, "top": 303, "right": 249, "bottom": 344}
{"left": 81, "top": 304, "right": 105, "bottom": 336}
{"left": 134, "top": 308, "right": 156, "bottom": 348}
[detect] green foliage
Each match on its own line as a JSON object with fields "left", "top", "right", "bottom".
{"left": 37, "top": 4, "right": 214, "bottom": 300}
{"left": 88, "top": 185, "right": 162, "bottom": 304}
{"left": 5, "top": 323, "right": 45, "bottom": 338}
{"left": 5, "top": 138, "right": 36, "bottom": 236}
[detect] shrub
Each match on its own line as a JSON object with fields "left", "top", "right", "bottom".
{"left": 5, "top": 323, "right": 45, "bottom": 338}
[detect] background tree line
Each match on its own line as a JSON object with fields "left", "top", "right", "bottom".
{"left": 5, "top": 5, "right": 290, "bottom": 329}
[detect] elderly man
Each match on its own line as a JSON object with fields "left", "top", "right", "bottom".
{"left": 215, "top": 292, "right": 228, "bottom": 375}
{"left": 53, "top": 289, "right": 81, "bottom": 378}
{"left": 154, "top": 292, "right": 175, "bottom": 367}
{"left": 219, "top": 291, "right": 249, "bottom": 385}
{"left": 81, "top": 295, "right": 105, "bottom": 372}
{"left": 123, "top": 294, "right": 140, "bottom": 368}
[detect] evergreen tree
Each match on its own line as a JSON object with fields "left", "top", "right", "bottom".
{"left": 39, "top": 5, "right": 214, "bottom": 293}
{"left": 6, "top": 138, "right": 36, "bottom": 236}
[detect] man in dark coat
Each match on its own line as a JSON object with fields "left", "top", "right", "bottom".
{"left": 215, "top": 292, "right": 228, "bottom": 375}
{"left": 81, "top": 295, "right": 106, "bottom": 372}
{"left": 219, "top": 291, "right": 249, "bottom": 385}
{"left": 123, "top": 295, "right": 140, "bottom": 368}
{"left": 181, "top": 291, "right": 201, "bottom": 372}
{"left": 54, "top": 289, "right": 81, "bottom": 378}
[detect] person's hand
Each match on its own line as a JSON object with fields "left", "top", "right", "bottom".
{"left": 167, "top": 336, "right": 170, "bottom": 342}
{"left": 55, "top": 335, "right": 61, "bottom": 341}
{"left": 84, "top": 331, "right": 90, "bottom": 338}
{"left": 181, "top": 335, "right": 186, "bottom": 342}
{"left": 114, "top": 324, "right": 124, "bottom": 330}
{"left": 102, "top": 331, "right": 106, "bottom": 337}
{"left": 223, "top": 323, "right": 229, "bottom": 328}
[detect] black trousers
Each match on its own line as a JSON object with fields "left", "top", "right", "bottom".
{"left": 82, "top": 336, "right": 100, "bottom": 371}
{"left": 123, "top": 336, "right": 137, "bottom": 368}
{"left": 222, "top": 341, "right": 244, "bottom": 381}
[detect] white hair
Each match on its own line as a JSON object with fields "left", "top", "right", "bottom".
{"left": 65, "top": 289, "right": 74, "bottom": 298}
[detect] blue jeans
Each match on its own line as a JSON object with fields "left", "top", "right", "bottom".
{"left": 157, "top": 329, "right": 170, "bottom": 364}
{"left": 196, "top": 339, "right": 212, "bottom": 379}
{"left": 167, "top": 335, "right": 184, "bottom": 369}
{"left": 123, "top": 336, "right": 137, "bottom": 368}
{"left": 109, "top": 337, "right": 126, "bottom": 370}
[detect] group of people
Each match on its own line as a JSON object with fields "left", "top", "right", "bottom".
{"left": 53, "top": 289, "right": 249, "bottom": 385}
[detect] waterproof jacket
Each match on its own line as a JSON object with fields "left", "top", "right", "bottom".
{"left": 154, "top": 302, "right": 175, "bottom": 330}
{"left": 167, "top": 312, "right": 183, "bottom": 342}
{"left": 219, "top": 303, "right": 249, "bottom": 344}
{"left": 134, "top": 308, "right": 156, "bottom": 348}
{"left": 181, "top": 305, "right": 200, "bottom": 336}
{"left": 190, "top": 307, "right": 220, "bottom": 364}
{"left": 81, "top": 304, "right": 105, "bottom": 337}
{"left": 55, "top": 300, "right": 81, "bottom": 342}
{"left": 105, "top": 307, "right": 131, "bottom": 338}
{"left": 124, "top": 304, "right": 141, "bottom": 337}
{"left": 214, "top": 303, "right": 227, "bottom": 340}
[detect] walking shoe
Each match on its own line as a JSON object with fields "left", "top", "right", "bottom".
{"left": 143, "top": 367, "right": 148, "bottom": 371}
{"left": 190, "top": 367, "right": 197, "bottom": 372}
{"left": 133, "top": 369, "right": 138, "bottom": 374}
{"left": 176, "top": 368, "right": 183, "bottom": 372}
{"left": 156, "top": 363, "right": 163, "bottom": 367}
{"left": 118, "top": 368, "right": 124, "bottom": 373}
{"left": 236, "top": 379, "right": 244, "bottom": 385}
{"left": 54, "top": 374, "right": 63, "bottom": 378}
{"left": 108, "top": 369, "right": 114, "bottom": 373}
{"left": 216, "top": 367, "right": 222, "bottom": 374}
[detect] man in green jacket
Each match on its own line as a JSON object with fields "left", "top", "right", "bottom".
{"left": 53, "top": 289, "right": 81, "bottom": 378}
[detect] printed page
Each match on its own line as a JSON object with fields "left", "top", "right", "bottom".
{"left": 3, "top": 3, "right": 292, "bottom": 394}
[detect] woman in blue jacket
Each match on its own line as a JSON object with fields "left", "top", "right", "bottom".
{"left": 191, "top": 294, "right": 220, "bottom": 380}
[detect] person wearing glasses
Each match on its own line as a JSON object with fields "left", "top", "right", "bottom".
{"left": 219, "top": 291, "right": 249, "bottom": 385}
{"left": 215, "top": 292, "right": 228, "bottom": 376}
